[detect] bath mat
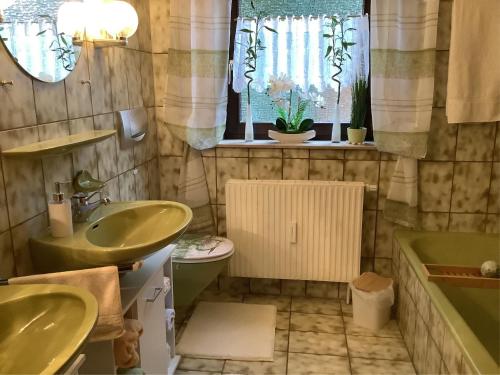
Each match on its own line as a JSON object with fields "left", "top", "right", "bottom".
{"left": 176, "top": 301, "right": 276, "bottom": 361}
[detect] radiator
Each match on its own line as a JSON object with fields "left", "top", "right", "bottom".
{"left": 226, "top": 179, "right": 365, "bottom": 282}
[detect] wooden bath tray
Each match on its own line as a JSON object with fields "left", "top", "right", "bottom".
{"left": 423, "top": 264, "right": 500, "bottom": 289}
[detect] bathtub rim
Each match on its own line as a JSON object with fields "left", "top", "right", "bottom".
{"left": 395, "top": 229, "right": 499, "bottom": 375}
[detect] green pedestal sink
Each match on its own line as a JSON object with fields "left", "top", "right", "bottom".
{"left": 0, "top": 284, "right": 98, "bottom": 374}
{"left": 30, "top": 201, "right": 193, "bottom": 273}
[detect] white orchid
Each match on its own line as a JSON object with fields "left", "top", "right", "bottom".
{"left": 268, "top": 74, "right": 296, "bottom": 97}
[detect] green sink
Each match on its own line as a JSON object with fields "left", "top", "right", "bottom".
{"left": 0, "top": 284, "right": 98, "bottom": 374}
{"left": 30, "top": 201, "right": 193, "bottom": 272}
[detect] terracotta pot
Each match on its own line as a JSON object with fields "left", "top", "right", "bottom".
{"left": 268, "top": 130, "right": 316, "bottom": 144}
{"left": 347, "top": 127, "right": 367, "bottom": 145}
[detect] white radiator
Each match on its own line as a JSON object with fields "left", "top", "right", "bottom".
{"left": 226, "top": 180, "right": 365, "bottom": 282}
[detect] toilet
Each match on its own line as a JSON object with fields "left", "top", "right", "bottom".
{"left": 171, "top": 234, "right": 234, "bottom": 307}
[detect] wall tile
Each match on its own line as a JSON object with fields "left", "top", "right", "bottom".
{"left": 115, "top": 121, "right": 135, "bottom": 174}
{"left": 125, "top": 49, "right": 144, "bottom": 108}
{"left": 135, "top": 0, "right": 152, "bottom": 52}
{"left": 494, "top": 123, "right": 500, "bottom": 161}
{"left": 146, "top": 108, "right": 158, "bottom": 160}
{"left": 105, "top": 176, "right": 121, "bottom": 201}
{"left": 249, "top": 148, "right": 282, "bottom": 158}
{"left": 107, "top": 47, "right": 130, "bottom": 111}
{"left": 216, "top": 205, "right": 226, "bottom": 236}
{"left": 374, "top": 258, "right": 392, "bottom": 277}
{"left": 283, "top": 149, "right": 309, "bottom": 158}
{"left": 148, "top": 158, "right": 161, "bottom": 200}
{"left": 0, "top": 166, "right": 10, "bottom": 232}
{"left": 362, "top": 210, "right": 376, "bottom": 257}
{"left": 219, "top": 276, "right": 250, "bottom": 294}
{"left": 160, "top": 156, "right": 182, "bottom": 200}
{"left": 0, "top": 127, "right": 45, "bottom": 226}
{"left": 216, "top": 157, "right": 249, "bottom": 204}
{"left": 156, "top": 107, "right": 184, "bottom": 156}
{"left": 135, "top": 164, "right": 149, "bottom": 200}
{"left": 413, "top": 314, "right": 429, "bottom": 374}
{"left": 419, "top": 212, "right": 449, "bottom": 231}
{"left": 0, "top": 231, "right": 15, "bottom": 278}
{"left": 216, "top": 147, "right": 248, "bottom": 158}
{"left": 87, "top": 44, "right": 113, "bottom": 115}
{"left": 485, "top": 214, "right": 499, "bottom": 234}
{"left": 308, "top": 160, "right": 343, "bottom": 181}
{"left": 202, "top": 157, "right": 217, "bottom": 204}
{"left": 449, "top": 213, "right": 486, "bottom": 232}
{"left": 0, "top": 44, "right": 37, "bottom": 130}
{"left": 249, "top": 278, "right": 281, "bottom": 295}
{"left": 378, "top": 160, "right": 397, "bottom": 209}
{"left": 69, "top": 117, "right": 98, "bottom": 177}
{"left": 488, "top": 163, "right": 499, "bottom": 213}
{"left": 149, "top": 0, "right": 170, "bottom": 53}
{"left": 282, "top": 280, "right": 306, "bottom": 296}
{"left": 451, "top": 162, "right": 491, "bottom": 213}
{"left": 375, "top": 212, "right": 400, "bottom": 259}
{"left": 436, "top": 0, "right": 452, "bottom": 51}
{"left": 283, "top": 158, "right": 308, "bottom": 180}
{"left": 456, "top": 123, "right": 496, "bottom": 161}
{"left": 433, "top": 51, "right": 449, "bottom": 108}
{"left": 65, "top": 43, "right": 93, "bottom": 119}
{"left": 119, "top": 169, "right": 137, "bottom": 201}
{"left": 426, "top": 109, "right": 457, "bottom": 161}
{"left": 33, "top": 81, "right": 67, "bottom": 123}
{"left": 94, "top": 113, "right": 118, "bottom": 181}
{"left": 306, "top": 281, "right": 339, "bottom": 299}
{"left": 12, "top": 213, "right": 48, "bottom": 276}
{"left": 344, "top": 161, "right": 379, "bottom": 209}
{"left": 249, "top": 158, "right": 282, "bottom": 179}
{"left": 309, "top": 149, "right": 344, "bottom": 160}
{"left": 419, "top": 162, "right": 453, "bottom": 212}
{"left": 140, "top": 52, "right": 155, "bottom": 107}
{"left": 345, "top": 150, "right": 380, "bottom": 160}
{"left": 153, "top": 53, "right": 168, "bottom": 106}
{"left": 442, "top": 328, "right": 463, "bottom": 375}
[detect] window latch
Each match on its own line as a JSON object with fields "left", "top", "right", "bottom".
{"left": 228, "top": 60, "right": 233, "bottom": 86}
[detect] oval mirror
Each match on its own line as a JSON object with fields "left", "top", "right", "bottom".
{"left": 0, "top": 0, "right": 82, "bottom": 82}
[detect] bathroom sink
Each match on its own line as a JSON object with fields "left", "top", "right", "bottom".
{"left": 0, "top": 284, "right": 97, "bottom": 374}
{"left": 30, "top": 201, "right": 193, "bottom": 272}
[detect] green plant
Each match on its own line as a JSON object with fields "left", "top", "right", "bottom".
{"left": 350, "top": 76, "right": 368, "bottom": 129}
{"left": 239, "top": 0, "right": 276, "bottom": 106}
{"left": 323, "top": 16, "right": 355, "bottom": 105}
{"left": 36, "top": 15, "right": 76, "bottom": 72}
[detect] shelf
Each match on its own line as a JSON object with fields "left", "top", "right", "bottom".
{"left": 1, "top": 130, "right": 116, "bottom": 159}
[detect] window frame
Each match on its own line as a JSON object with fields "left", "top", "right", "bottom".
{"left": 225, "top": 0, "right": 372, "bottom": 141}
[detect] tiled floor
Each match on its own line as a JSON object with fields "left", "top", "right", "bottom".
{"left": 174, "top": 291, "right": 416, "bottom": 375}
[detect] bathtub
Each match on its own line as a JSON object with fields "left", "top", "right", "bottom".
{"left": 394, "top": 230, "right": 499, "bottom": 375}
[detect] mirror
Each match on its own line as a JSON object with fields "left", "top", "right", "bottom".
{"left": 0, "top": 0, "right": 82, "bottom": 82}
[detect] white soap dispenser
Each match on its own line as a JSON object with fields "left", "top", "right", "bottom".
{"left": 48, "top": 182, "right": 73, "bottom": 238}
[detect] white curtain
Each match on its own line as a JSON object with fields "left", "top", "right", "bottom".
{"left": 232, "top": 15, "right": 369, "bottom": 94}
{"left": 2, "top": 21, "right": 75, "bottom": 81}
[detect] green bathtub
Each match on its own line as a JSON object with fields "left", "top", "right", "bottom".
{"left": 396, "top": 231, "right": 499, "bottom": 375}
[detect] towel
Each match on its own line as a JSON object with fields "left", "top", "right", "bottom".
{"left": 446, "top": 0, "right": 500, "bottom": 123}
{"left": 114, "top": 319, "right": 143, "bottom": 369}
{"left": 9, "top": 266, "right": 124, "bottom": 342}
{"left": 384, "top": 157, "right": 418, "bottom": 228}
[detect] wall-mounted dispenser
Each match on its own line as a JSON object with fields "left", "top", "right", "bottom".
{"left": 116, "top": 107, "right": 148, "bottom": 148}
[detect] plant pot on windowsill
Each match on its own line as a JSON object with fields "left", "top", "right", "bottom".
{"left": 347, "top": 127, "right": 367, "bottom": 145}
{"left": 268, "top": 118, "right": 316, "bottom": 144}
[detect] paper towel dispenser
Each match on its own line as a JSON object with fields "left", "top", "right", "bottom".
{"left": 116, "top": 107, "right": 148, "bottom": 148}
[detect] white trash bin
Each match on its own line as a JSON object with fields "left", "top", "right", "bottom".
{"left": 349, "top": 277, "right": 394, "bottom": 331}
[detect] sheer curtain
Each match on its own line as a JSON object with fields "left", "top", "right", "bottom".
{"left": 232, "top": 15, "right": 369, "bottom": 94}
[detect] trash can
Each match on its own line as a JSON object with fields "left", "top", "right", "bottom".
{"left": 349, "top": 272, "right": 394, "bottom": 331}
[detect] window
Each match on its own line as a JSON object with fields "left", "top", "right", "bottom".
{"left": 225, "top": 0, "right": 372, "bottom": 140}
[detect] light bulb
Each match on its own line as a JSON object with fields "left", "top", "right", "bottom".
{"left": 103, "top": 0, "right": 138, "bottom": 39}
{"left": 57, "top": 2, "right": 86, "bottom": 39}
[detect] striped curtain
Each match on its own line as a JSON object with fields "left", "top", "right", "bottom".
{"left": 164, "top": 0, "right": 232, "bottom": 150}
{"left": 370, "top": 0, "right": 439, "bottom": 227}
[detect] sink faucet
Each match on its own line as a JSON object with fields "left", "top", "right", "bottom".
{"left": 71, "top": 170, "right": 111, "bottom": 223}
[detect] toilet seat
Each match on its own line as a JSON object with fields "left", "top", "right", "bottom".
{"left": 172, "top": 234, "right": 234, "bottom": 264}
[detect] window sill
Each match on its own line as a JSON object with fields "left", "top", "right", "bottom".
{"left": 217, "top": 139, "right": 377, "bottom": 150}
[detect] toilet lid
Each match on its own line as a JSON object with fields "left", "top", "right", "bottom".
{"left": 172, "top": 234, "right": 234, "bottom": 263}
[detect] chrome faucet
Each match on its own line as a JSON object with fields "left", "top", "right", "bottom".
{"left": 71, "top": 170, "right": 111, "bottom": 223}
{"left": 71, "top": 191, "right": 111, "bottom": 223}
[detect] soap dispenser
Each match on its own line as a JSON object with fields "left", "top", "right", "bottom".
{"left": 48, "top": 182, "right": 73, "bottom": 238}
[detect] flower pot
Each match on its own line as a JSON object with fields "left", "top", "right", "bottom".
{"left": 268, "top": 129, "right": 316, "bottom": 144}
{"left": 347, "top": 127, "right": 367, "bottom": 145}
{"left": 245, "top": 102, "right": 254, "bottom": 142}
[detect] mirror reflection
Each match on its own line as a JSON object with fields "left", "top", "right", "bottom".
{"left": 0, "top": 0, "right": 82, "bottom": 82}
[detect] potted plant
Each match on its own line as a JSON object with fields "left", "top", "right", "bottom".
{"left": 348, "top": 76, "right": 368, "bottom": 144}
{"left": 267, "top": 74, "right": 324, "bottom": 144}
{"left": 323, "top": 16, "right": 355, "bottom": 142}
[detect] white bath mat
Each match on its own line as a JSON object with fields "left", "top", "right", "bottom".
{"left": 176, "top": 301, "right": 276, "bottom": 361}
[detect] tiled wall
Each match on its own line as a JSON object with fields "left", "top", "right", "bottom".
{"left": 0, "top": 0, "right": 160, "bottom": 278}
{"left": 392, "top": 238, "right": 475, "bottom": 375}
{"left": 155, "top": 0, "right": 499, "bottom": 283}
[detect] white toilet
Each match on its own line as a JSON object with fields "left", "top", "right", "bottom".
{"left": 171, "top": 235, "right": 234, "bottom": 307}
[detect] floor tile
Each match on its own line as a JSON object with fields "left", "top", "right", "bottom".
{"left": 350, "top": 358, "right": 416, "bottom": 375}
{"left": 275, "top": 329, "right": 289, "bottom": 352}
{"left": 178, "top": 357, "right": 225, "bottom": 372}
{"left": 289, "top": 331, "right": 347, "bottom": 356}
{"left": 291, "top": 297, "right": 342, "bottom": 315}
{"left": 222, "top": 351, "right": 287, "bottom": 374}
{"left": 344, "top": 317, "right": 402, "bottom": 338}
{"left": 276, "top": 312, "right": 290, "bottom": 330}
{"left": 347, "top": 335, "right": 411, "bottom": 362}
{"left": 290, "top": 312, "right": 344, "bottom": 334}
{"left": 244, "top": 294, "right": 291, "bottom": 312}
{"left": 287, "top": 352, "right": 350, "bottom": 375}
